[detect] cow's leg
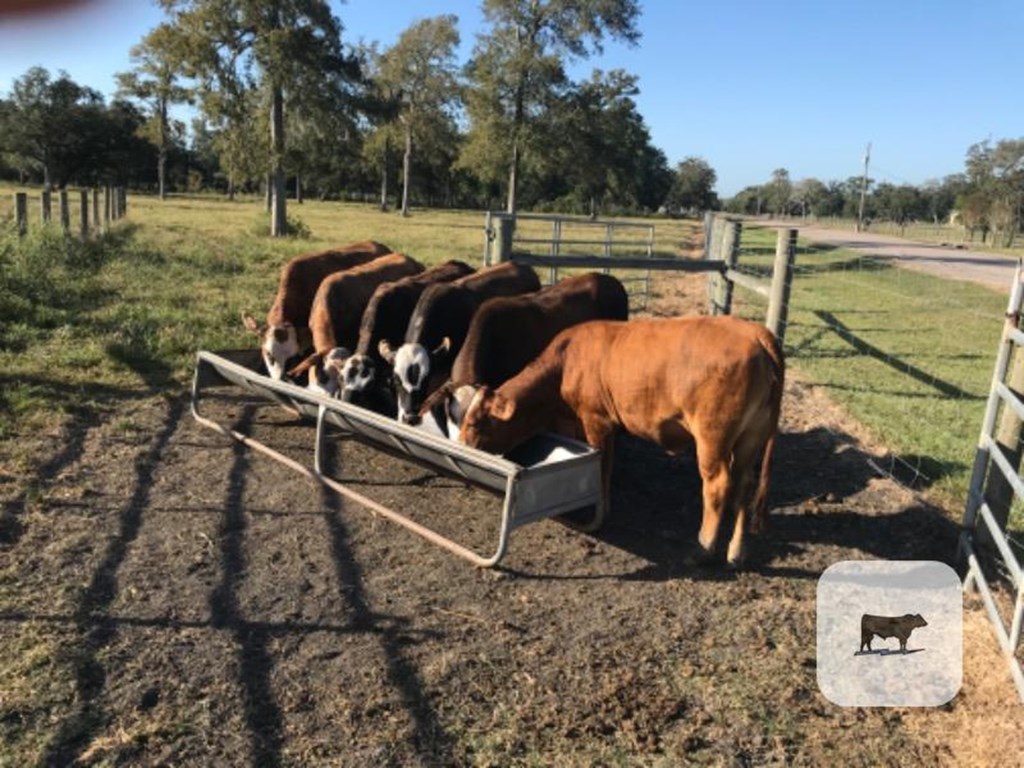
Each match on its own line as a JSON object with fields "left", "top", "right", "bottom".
{"left": 695, "top": 439, "right": 733, "bottom": 558}
{"left": 560, "top": 416, "right": 615, "bottom": 533}
{"left": 582, "top": 419, "right": 616, "bottom": 532}
{"left": 726, "top": 438, "right": 763, "bottom": 566}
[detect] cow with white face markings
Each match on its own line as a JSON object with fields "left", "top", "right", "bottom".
{"left": 287, "top": 252, "right": 424, "bottom": 395}
{"left": 241, "top": 240, "right": 391, "bottom": 381}
{"left": 420, "top": 272, "right": 630, "bottom": 437}
{"left": 337, "top": 260, "right": 474, "bottom": 414}
{"left": 379, "top": 261, "right": 541, "bottom": 425}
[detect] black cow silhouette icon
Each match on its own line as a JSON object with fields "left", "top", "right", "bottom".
{"left": 858, "top": 613, "right": 927, "bottom": 654}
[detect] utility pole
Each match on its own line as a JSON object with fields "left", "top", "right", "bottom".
{"left": 856, "top": 142, "right": 871, "bottom": 232}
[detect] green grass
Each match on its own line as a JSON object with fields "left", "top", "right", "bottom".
{"left": 734, "top": 224, "right": 1008, "bottom": 517}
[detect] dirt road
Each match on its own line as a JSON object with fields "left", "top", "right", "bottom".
{"left": 756, "top": 221, "right": 1018, "bottom": 293}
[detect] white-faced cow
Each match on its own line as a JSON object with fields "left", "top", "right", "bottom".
{"left": 457, "top": 316, "right": 784, "bottom": 566}
{"left": 242, "top": 240, "right": 391, "bottom": 380}
{"left": 338, "top": 260, "right": 475, "bottom": 414}
{"left": 379, "top": 261, "right": 540, "bottom": 425}
{"left": 428, "top": 272, "right": 629, "bottom": 436}
{"left": 289, "top": 253, "right": 423, "bottom": 395}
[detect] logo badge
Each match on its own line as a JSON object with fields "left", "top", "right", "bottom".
{"left": 817, "top": 560, "right": 962, "bottom": 706}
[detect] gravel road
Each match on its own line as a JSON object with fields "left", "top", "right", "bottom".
{"left": 756, "top": 221, "right": 1018, "bottom": 293}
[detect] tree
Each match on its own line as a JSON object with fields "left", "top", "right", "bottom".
{"left": 461, "top": 0, "right": 641, "bottom": 213}
{"left": 665, "top": 156, "right": 717, "bottom": 214}
{"left": 116, "top": 23, "right": 191, "bottom": 199}
{"left": 159, "top": 0, "right": 351, "bottom": 236}
{"left": 372, "top": 15, "right": 462, "bottom": 217}
{"left": 0, "top": 67, "right": 106, "bottom": 188}
{"left": 764, "top": 168, "right": 792, "bottom": 216}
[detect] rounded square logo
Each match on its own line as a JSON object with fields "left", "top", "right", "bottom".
{"left": 816, "top": 560, "right": 962, "bottom": 706}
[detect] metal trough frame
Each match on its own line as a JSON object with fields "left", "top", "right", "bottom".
{"left": 190, "top": 350, "right": 603, "bottom": 567}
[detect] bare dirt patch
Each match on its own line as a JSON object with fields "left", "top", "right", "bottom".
{"left": 1, "top": 270, "right": 1021, "bottom": 766}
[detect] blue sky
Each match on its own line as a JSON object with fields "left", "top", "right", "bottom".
{"left": 1, "top": 0, "right": 1021, "bottom": 197}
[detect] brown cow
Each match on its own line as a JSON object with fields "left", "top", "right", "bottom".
{"left": 429, "top": 272, "right": 629, "bottom": 436}
{"left": 242, "top": 240, "right": 391, "bottom": 380}
{"left": 458, "top": 316, "right": 784, "bottom": 565}
{"left": 289, "top": 253, "right": 423, "bottom": 394}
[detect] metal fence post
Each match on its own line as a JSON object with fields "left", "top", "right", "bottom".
{"left": 14, "top": 193, "right": 28, "bottom": 236}
{"left": 766, "top": 228, "right": 798, "bottom": 345}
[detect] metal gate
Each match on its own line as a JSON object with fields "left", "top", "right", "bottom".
{"left": 960, "top": 261, "right": 1024, "bottom": 701}
{"left": 483, "top": 212, "right": 656, "bottom": 310}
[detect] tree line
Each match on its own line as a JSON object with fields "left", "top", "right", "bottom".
{"left": 0, "top": 0, "right": 706, "bottom": 237}
{"left": 725, "top": 138, "right": 1024, "bottom": 247}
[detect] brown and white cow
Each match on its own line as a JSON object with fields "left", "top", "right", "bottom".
{"left": 457, "top": 316, "right": 784, "bottom": 565}
{"left": 430, "top": 272, "right": 629, "bottom": 436}
{"left": 242, "top": 240, "right": 391, "bottom": 380}
{"left": 379, "top": 261, "right": 540, "bottom": 425}
{"left": 289, "top": 253, "right": 423, "bottom": 395}
{"left": 338, "top": 260, "right": 475, "bottom": 413}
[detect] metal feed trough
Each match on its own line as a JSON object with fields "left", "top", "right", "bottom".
{"left": 190, "top": 349, "right": 603, "bottom": 567}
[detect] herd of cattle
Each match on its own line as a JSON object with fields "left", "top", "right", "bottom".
{"left": 240, "top": 240, "right": 785, "bottom": 565}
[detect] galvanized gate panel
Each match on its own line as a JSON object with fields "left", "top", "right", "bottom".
{"left": 960, "top": 261, "right": 1024, "bottom": 701}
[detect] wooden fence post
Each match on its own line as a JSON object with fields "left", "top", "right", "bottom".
{"left": 92, "top": 187, "right": 100, "bottom": 230}
{"left": 58, "top": 190, "right": 70, "bottom": 233}
{"left": 104, "top": 186, "right": 111, "bottom": 225}
{"left": 713, "top": 220, "right": 742, "bottom": 316}
{"left": 40, "top": 190, "right": 51, "bottom": 223}
{"left": 15, "top": 193, "right": 28, "bottom": 236}
{"left": 79, "top": 190, "right": 89, "bottom": 238}
{"left": 119, "top": 187, "right": 127, "bottom": 217}
{"left": 705, "top": 214, "right": 721, "bottom": 314}
{"left": 490, "top": 215, "right": 514, "bottom": 264}
{"left": 703, "top": 210, "right": 715, "bottom": 258}
{"left": 766, "top": 228, "right": 798, "bottom": 344}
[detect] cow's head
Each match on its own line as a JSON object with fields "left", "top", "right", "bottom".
{"left": 907, "top": 613, "right": 928, "bottom": 629}
{"left": 288, "top": 347, "right": 350, "bottom": 397}
{"left": 458, "top": 385, "right": 528, "bottom": 454}
{"left": 243, "top": 312, "right": 302, "bottom": 381}
{"left": 339, "top": 353, "right": 377, "bottom": 404}
{"left": 380, "top": 337, "right": 450, "bottom": 425}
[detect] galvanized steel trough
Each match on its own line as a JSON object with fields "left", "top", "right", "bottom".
{"left": 191, "top": 349, "right": 603, "bottom": 567}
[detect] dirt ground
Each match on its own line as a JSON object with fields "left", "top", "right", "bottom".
{"left": 1, "top": 272, "right": 1023, "bottom": 766}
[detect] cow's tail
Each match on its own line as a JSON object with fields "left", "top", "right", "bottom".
{"left": 751, "top": 329, "right": 785, "bottom": 534}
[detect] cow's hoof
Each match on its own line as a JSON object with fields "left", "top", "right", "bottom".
{"left": 683, "top": 544, "right": 717, "bottom": 568}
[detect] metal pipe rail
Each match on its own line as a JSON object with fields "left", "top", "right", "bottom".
{"left": 190, "top": 349, "right": 603, "bottom": 567}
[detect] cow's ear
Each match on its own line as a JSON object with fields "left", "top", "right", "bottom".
{"left": 449, "top": 384, "right": 478, "bottom": 426}
{"left": 242, "top": 312, "right": 262, "bottom": 334}
{"left": 378, "top": 340, "right": 397, "bottom": 365}
{"left": 431, "top": 337, "right": 451, "bottom": 359}
{"left": 490, "top": 392, "right": 516, "bottom": 421}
